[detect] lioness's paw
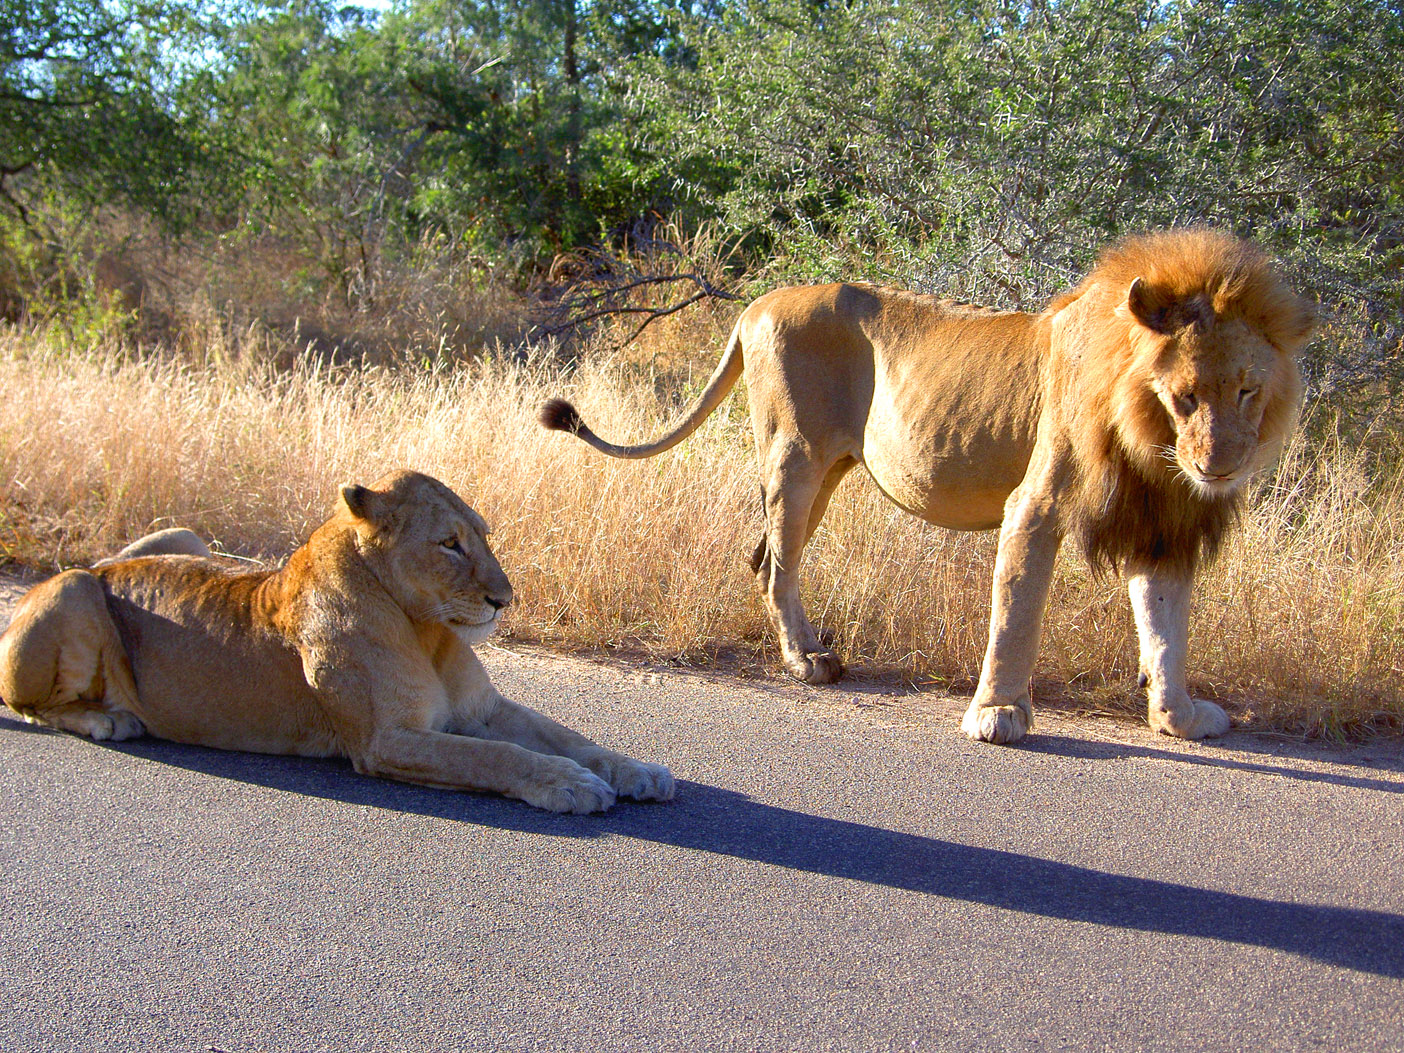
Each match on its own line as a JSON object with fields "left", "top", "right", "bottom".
{"left": 58, "top": 709, "right": 117, "bottom": 741}
{"left": 604, "top": 758, "right": 675, "bottom": 802}
{"left": 107, "top": 711, "right": 146, "bottom": 741}
{"left": 1150, "top": 698, "right": 1231, "bottom": 740}
{"left": 961, "top": 701, "right": 1032, "bottom": 745}
{"left": 787, "top": 650, "right": 845, "bottom": 685}
{"left": 524, "top": 764, "right": 617, "bottom": 814}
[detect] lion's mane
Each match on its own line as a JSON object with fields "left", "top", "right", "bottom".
{"left": 1051, "top": 228, "right": 1315, "bottom": 575}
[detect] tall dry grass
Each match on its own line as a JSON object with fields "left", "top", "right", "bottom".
{"left": 0, "top": 321, "right": 1401, "bottom": 737}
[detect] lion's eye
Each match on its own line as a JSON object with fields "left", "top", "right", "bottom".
{"left": 1238, "top": 386, "right": 1259, "bottom": 406}
{"left": 1173, "top": 391, "right": 1198, "bottom": 416}
{"left": 441, "top": 538, "right": 465, "bottom": 555}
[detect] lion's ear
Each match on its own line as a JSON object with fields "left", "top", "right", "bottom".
{"left": 1273, "top": 295, "right": 1318, "bottom": 353}
{"left": 1125, "top": 277, "right": 1170, "bottom": 333}
{"left": 340, "top": 483, "right": 375, "bottom": 521}
{"left": 1125, "top": 278, "right": 1214, "bottom": 334}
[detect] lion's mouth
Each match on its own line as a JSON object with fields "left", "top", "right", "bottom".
{"left": 1181, "top": 468, "right": 1243, "bottom": 497}
{"left": 1172, "top": 451, "right": 1248, "bottom": 495}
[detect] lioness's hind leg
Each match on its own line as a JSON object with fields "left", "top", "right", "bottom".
{"left": 34, "top": 701, "right": 144, "bottom": 742}
{"left": 755, "top": 449, "right": 856, "bottom": 684}
{"left": 95, "top": 527, "right": 210, "bottom": 567}
{"left": 0, "top": 570, "right": 144, "bottom": 741}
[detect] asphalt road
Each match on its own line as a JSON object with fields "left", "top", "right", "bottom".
{"left": 2, "top": 579, "right": 1402, "bottom": 1052}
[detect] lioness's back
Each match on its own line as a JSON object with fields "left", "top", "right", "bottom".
{"left": 96, "top": 558, "right": 341, "bottom": 756}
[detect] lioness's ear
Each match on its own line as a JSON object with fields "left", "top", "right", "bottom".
{"left": 340, "top": 483, "right": 374, "bottom": 521}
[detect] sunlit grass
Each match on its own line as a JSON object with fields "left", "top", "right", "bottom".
{"left": 1, "top": 321, "right": 1400, "bottom": 738}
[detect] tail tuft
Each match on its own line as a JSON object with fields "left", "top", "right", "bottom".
{"left": 538, "top": 398, "right": 584, "bottom": 434}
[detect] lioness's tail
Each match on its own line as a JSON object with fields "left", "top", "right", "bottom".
{"left": 538, "top": 322, "right": 745, "bottom": 459}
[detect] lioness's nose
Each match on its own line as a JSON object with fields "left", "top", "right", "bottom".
{"left": 486, "top": 590, "right": 513, "bottom": 611}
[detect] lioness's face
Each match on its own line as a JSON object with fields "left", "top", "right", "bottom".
{"left": 419, "top": 504, "right": 514, "bottom": 645}
{"left": 1150, "top": 316, "right": 1284, "bottom": 498}
{"left": 344, "top": 471, "right": 514, "bottom": 643}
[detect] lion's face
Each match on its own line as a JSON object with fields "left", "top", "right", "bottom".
{"left": 1150, "top": 317, "right": 1286, "bottom": 497}
{"left": 341, "top": 471, "right": 514, "bottom": 644}
{"left": 1115, "top": 274, "right": 1306, "bottom": 500}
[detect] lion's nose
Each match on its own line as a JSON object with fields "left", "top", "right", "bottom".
{"left": 486, "top": 591, "right": 512, "bottom": 611}
{"left": 1192, "top": 439, "right": 1247, "bottom": 478}
{"left": 1193, "top": 458, "right": 1237, "bottom": 480}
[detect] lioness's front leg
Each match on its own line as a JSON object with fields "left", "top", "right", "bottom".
{"left": 1127, "top": 564, "right": 1231, "bottom": 739}
{"left": 963, "top": 450, "right": 1068, "bottom": 745}
{"left": 359, "top": 726, "right": 620, "bottom": 814}
{"left": 309, "top": 659, "right": 619, "bottom": 814}
{"left": 477, "top": 696, "right": 676, "bottom": 802}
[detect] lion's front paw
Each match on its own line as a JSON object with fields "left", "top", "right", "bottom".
{"left": 601, "top": 757, "right": 675, "bottom": 802}
{"left": 786, "top": 650, "right": 845, "bottom": 684}
{"left": 961, "top": 700, "right": 1032, "bottom": 745}
{"left": 1149, "top": 698, "right": 1231, "bottom": 740}
{"left": 522, "top": 762, "right": 617, "bottom": 814}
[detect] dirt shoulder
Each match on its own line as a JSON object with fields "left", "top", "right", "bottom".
{"left": 3, "top": 562, "right": 1400, "bottom": 774}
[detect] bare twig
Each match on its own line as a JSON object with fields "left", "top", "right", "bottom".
{"left": 532, "top": 236, "right": 741, "bottom": 351}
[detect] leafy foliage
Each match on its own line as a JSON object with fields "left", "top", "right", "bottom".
{"left": 1, "top": 0, "right": 1400, "bottom": 395}
{"left": 0, "top": 0, "right": 228, "bottom": 228}
{"left": 631, "top": 0, "right": 1404, "bottom": 392}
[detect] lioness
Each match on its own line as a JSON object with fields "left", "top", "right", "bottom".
{"left": 0, "top": 470, "right": 674, "bottom": 813}
{"left": 540, "top": 229, "right": 1315, "bottom": 744}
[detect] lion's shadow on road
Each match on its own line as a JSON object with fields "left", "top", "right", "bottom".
{"left": 1021, "top": 731, "right": 1404, "bottom": 793}
{"left": 87, "top": 728, "right": 1404, "bottom": 982}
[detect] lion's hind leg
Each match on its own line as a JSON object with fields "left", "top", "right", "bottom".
{"left": 754, "top": 449, "right": 857, "bottom": 684}
{"left": 0, "top": 570, "right": 145, "bottom": 742}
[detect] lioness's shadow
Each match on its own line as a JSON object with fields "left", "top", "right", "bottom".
{"left": 51, "top": 722, "right": 1404, "bottom": 981}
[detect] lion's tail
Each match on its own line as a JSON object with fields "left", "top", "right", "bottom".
{"left": 537, "top": 321, "right": 745, "bottom": 460}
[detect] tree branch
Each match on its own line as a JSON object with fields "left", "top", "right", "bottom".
{"left": 532, "top": 244, "right": 741, "bottom": 351}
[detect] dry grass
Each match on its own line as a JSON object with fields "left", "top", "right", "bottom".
{"left": 0, "top": 213, "right": 534, "bottom": 366}
{"left": 0, "top": 317, "right": 1401, "bottom": 738}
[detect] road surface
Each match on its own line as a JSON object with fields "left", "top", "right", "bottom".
{"left": 1, "top": 576, "right": 1401, "bottom": 1052}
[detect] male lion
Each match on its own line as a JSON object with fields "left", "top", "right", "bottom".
{"left": 0, "top": 470, "right": 674, "bottom": 813}
{"left": 540, "top": 229, "right": 1315, "bottom": 744}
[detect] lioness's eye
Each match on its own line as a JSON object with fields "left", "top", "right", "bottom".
{"left": 442, "top": 538, "right": 464, "bottom": 554}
